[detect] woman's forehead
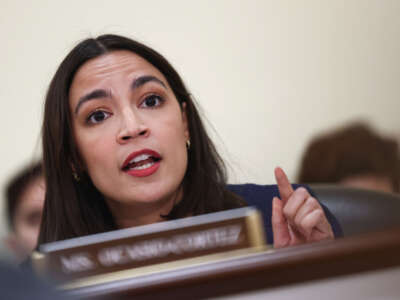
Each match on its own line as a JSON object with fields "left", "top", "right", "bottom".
{"left": 72, "top": 50, "right": 165, "bottom": 87}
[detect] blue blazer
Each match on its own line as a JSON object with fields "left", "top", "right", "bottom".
{"left": 227, "top": 184, "right": 343, "bottom": 244}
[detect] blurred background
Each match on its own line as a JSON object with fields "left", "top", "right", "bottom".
{"left": 1, "top": 0, "right": 399, "bottom": 253}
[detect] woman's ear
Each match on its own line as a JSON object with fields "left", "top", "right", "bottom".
{"left": 70, "top": 159, "right": 79, "bottom": 173}
{"left": 69, "top": 149, "right": 86, "bottom": 173}
{"left": 181, "top": 102, "right": 190, "bottom": 141}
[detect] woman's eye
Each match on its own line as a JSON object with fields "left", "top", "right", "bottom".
{"left": 140, "top": 95, "right": 164, "bottom": 108}
{"left": 87, "top": 110, "right": 111, "bottom": 124}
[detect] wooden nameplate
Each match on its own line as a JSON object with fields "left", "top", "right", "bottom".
{"left": 32, "top": 207, "right": 268, "bottom": 289}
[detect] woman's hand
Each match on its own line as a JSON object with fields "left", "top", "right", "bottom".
{"left": 272, "top": 167, "right": 334, "bottom": 248}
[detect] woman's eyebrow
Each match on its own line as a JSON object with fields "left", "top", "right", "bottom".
{"left": 131, "top": 75, "right": 166, "bottom": 90}
{"left": 74, "top": 76, "right": 166, "bottom": 115}
{"left": 75, "top": 89, "right": 110, "bottom": 114}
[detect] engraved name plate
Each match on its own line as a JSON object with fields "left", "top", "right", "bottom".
{"left": 33, "top": 207, "right": 267, "bottom": 287}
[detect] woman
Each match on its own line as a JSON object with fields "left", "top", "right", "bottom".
{"left": 38, "top": 34, "right": 340, "bottom": 249}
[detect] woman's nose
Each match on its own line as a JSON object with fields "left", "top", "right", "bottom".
{"left": 117, "top": 108, "right": 149, "bottom": 143}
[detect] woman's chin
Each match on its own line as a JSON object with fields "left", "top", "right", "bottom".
{"left": 107, "top": 189, "right": 178, "bottom": 207}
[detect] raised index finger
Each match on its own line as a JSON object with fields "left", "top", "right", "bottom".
{"left": 274, "top": 167, "right": 294, "bottom": 204}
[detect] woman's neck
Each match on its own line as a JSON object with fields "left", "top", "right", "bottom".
{"left": 106, "top": 189, "right": 182, "bottom": 228}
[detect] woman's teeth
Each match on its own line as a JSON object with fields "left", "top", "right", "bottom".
{"left": 130, "top": 161, "right": 155, "bottom": 170}
{"left": 123, "top": 152, "right": 161, "bottom": 171}
{"left": 129, "top": 154, "right": 151, "bottom": 164}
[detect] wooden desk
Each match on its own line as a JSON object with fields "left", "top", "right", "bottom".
{"left": 66, "top": 226, "right": 400, "bottom": 299}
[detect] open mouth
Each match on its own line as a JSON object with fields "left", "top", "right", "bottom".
{"left": 122, "top": 149, "right": 162, "bottom": 173}
{"left": 122, "top": 153, "right": 161, "bottom": 171}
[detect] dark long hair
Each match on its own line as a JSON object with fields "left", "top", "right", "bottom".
{"left": 38, "top": 34, "right": 244, "bottom": 244}
{"left": 298, "top": 122, "right": 400, "bottom": 192}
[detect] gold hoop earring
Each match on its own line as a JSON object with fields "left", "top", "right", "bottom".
{"left": 72, "top": 171, "right": 80, "bottom": 182}
{"left": 186, "top": 139, "right": 191, "bottom": 150}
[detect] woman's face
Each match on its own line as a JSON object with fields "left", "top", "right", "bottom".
{"left": 69, "top": 51, "right": 189, "bottom": 210}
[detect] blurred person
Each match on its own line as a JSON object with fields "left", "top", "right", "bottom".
{"left": 298, "top": 123, "right": 400, "bottom": 193}
{"left": 4, "top": 162, "right": 45, "bottom": 261}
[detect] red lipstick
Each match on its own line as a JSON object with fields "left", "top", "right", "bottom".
{"left": 122, "top": 149, "right": 161, "bottom": 178}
